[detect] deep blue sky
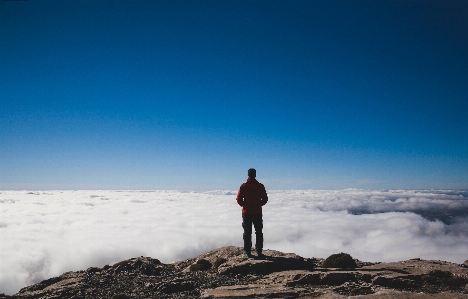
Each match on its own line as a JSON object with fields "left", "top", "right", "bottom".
{"left": 1, "top": 0, "right": 467, "bottom": 190}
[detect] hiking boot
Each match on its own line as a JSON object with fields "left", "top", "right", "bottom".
{"left": 243, "top": 250, "right": 252, "bottom": 257}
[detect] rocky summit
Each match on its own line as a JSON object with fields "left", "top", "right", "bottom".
{"left": 3, "top": 246, "right": 468, "bottom": 299}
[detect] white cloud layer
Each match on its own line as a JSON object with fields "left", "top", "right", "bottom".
{"left": 1, "top": 189, "right": 467, "bottom": 295}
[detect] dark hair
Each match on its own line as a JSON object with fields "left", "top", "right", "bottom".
{"left": 248, "top": 168, "right": 256, "bottom": 178}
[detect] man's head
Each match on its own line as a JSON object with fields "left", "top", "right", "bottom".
{"left": 248, "top": 168, "right": 256, "bottom": 178}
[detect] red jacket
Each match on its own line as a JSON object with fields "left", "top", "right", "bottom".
{"left": 236, "top": 177, "right": 268, "bottom": 214}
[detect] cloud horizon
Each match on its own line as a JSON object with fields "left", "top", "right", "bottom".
{"left": 1, "top": 189, "right": 467, "bottom": 295}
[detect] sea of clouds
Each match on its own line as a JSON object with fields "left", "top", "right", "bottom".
{"left": 1, "top": 189, "right": 468, "bottom": 295}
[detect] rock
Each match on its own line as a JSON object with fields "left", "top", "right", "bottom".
{"left": 10, "top": 246, "right": 468, "bottom": 299}
{"left": 422, "top": 269, "right": 468, "bottom": 287}
{"left": 333, "top": 282, "right": 374, "bottom": 296}
{"left": 110, "top": 256, "right": 161, "bottom": 276}
{"left": 322, "top": 252, "right": 358, "bottom": 269}
{"left": 189, "top": 259, "right": 212, "bottom": 271}
{"left": 158, "top": 278, "right": 198, "bottom": 294}
{"left": 213, "top": 257, "right": 227, "bottom": 269}
{"left": 373, "top": 275, "right": 421, "bottom": 289}
{"left": 217, "top": 249, "right": 308, "bottom": 275}
{"left": 201, "top": 284, "right": 303, "bottom": 298}
{"left": 86, "top": 267, "right": 101, "bottom": 274}
{"left": 320, "top": 272, "right": 358, "bottom": 285}
{"left": 282, "top": 272, "right": 322, "bottom": 286}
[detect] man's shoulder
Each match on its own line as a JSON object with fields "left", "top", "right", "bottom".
{"left": 245, "top": 179, "right": 265, "bottom": 188}
{"left": 253, "top": 178, "right": 264, "bottom": 186}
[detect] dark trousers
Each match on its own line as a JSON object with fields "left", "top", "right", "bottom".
{"left": 242, "top": 214, "right": 263, "bottom": 252}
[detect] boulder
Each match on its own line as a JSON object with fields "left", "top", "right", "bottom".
{"left": 322, "top": 252, "right": 358, "bottom": 269}
{"left": 217, "top": 250, "right": 308, "bottom": 275}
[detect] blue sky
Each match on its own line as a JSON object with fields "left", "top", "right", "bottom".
{"left": 1, "top": 0, "right": 467, "bottom": 190}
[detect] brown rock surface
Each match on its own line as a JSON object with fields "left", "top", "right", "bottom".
{"left": 5, "top": 246, "right": 468, "bottom": 299}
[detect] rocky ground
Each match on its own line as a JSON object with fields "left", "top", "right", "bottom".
{"left": 2, "top": 246, "right": 468, "bottom": 299}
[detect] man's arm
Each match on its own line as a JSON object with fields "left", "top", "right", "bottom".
{"left": 261, "top": 185, "right": 268, "bottom": 206}
{"left": 236, "top": 186, "right": 244, "bottom": 207}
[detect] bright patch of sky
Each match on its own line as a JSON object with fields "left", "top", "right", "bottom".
{"left": 1, "top": 1, "right": 467, "bottom": 189}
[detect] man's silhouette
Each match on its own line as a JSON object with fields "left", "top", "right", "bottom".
{"left": 236, "top": 168, "right": 268, "bottom": 257}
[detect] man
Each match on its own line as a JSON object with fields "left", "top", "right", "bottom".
{"left": 236, "top": 168, "right": 268, "bottom": 257}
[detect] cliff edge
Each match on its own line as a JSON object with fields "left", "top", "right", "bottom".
{"left": 3, "top": 246, "right": 468, "bottom": 298}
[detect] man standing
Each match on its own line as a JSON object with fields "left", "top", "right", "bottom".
{"left": 236, "top": 168, "right": 268, "bottom": 257}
